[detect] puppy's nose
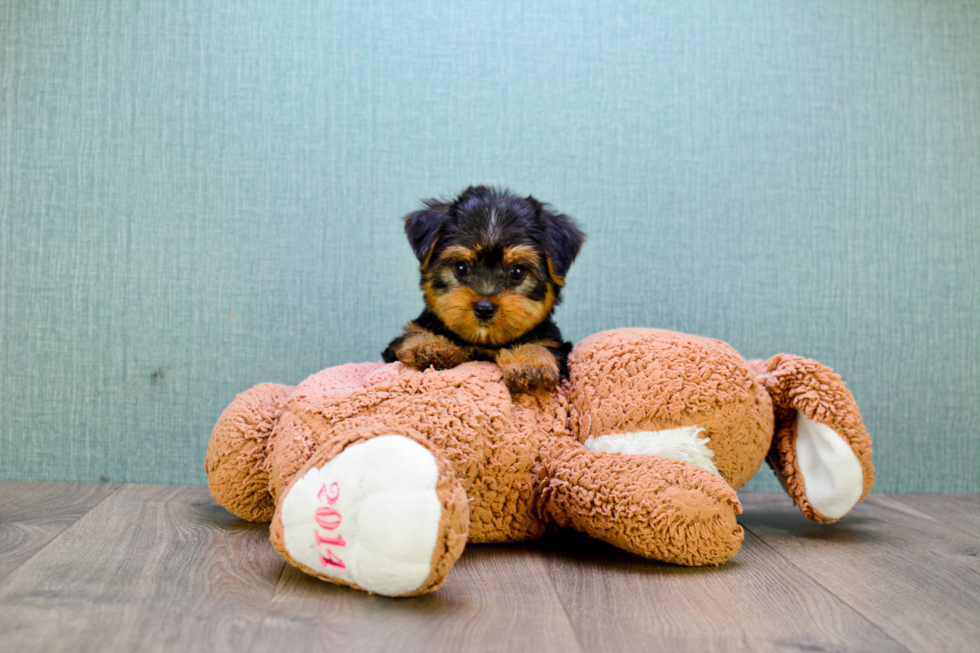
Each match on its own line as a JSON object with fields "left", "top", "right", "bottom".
{"left": 473, "top": 299, "right": 498, "bottom": 321}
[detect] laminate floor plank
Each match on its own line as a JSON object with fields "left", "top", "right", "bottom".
{"left": 2, "top": 484, "right": 977, "bottom": 653}
{"left": 739, "top": 494, "right": 980, "bottom": 653}
{"left": 0, "top": 481, "right": 119, "bottom": 581}
{"left": 891, "top": 494, "right": 980, "bottom": 539}
{"left": 0, "top": 484, "right": 285, "bottom": 653}
{"left": 249, "top": 543, "right": 583, "bottom": 653}
{"left": 538, "top": 526, "right": 905, "bottom": 653}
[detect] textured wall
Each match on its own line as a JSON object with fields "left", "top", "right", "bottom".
{"left": 1, "top": 1, "right": 977, "bottom": 491}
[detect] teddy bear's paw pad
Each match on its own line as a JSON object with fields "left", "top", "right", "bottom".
{"left": 280, "top": 435, "right": 442, "bottom": 596}
{"left": 795, "top": 412, "right": 863, "bottom": 520}
{"left": 583, "top": 425, "right": 719, "bottom": 475}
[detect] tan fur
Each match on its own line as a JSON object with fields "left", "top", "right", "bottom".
{"left": 438, "top": 245, "right": 479, "bottom": 264}
{"left": 418, "top": 238, "right": 440, "bottom": 270}
{"left": 496, "top": 342, "right": 560, "bottom": 396}
{"left": 392, "top": 324, "right": 472, "bottom": 371}
{"left": 490, "top": 291, "right": 553, "bottom": 345}
{"left": 429, "top": 286, "right": 552, "bottom": 347}
{"left": 432, "top": 286, "right": 484, "bottom": 343}
{"left": 502, "top": 245, "right": 539, "bottom": 268}
{"left": 546, "top": 259, "right": 566, "bottom": 287}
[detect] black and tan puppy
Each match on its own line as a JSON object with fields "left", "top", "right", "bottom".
{"left": 383, "top": 186, "right": 585, "bottom": 395}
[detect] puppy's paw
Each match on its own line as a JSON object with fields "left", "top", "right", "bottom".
{"left": 405, "top": 343, "right": 469, "bottom": 371}
{"left": 503, "top": 363, "right": 559, "bottom": 395}
{"left": 498, "top": 344, "right": 560, "bottom": 396}
{"left": 397, "top": 333, "right": 471, "bottom": 371}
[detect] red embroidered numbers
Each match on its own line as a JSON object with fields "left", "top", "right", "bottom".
{"left": 313, "top": 482, "right": 346, "bottom": 569}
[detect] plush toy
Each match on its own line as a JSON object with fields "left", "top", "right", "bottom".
{"left": 206, "top": 328, "right": 873, "bottom": 597}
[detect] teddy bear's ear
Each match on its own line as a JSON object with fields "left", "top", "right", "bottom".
{"left": 527, "top": 195, "right": 585, "bottom": 285}
{"left": 404, "top": 199, "right": 452, "bottom": 268}
{"left": 757, "top": 355, "right": 874, "bottom": 523}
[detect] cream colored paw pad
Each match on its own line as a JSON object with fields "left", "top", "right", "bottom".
{"left": 280, "top": 435, "right": 442, "bottom": 596}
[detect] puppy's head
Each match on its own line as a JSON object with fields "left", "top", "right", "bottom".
{"left": 404, "top": 186, "right": 585, "bottom": 346}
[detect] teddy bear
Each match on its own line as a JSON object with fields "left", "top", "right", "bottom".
{"left": 205, "top": 328, "right": 873, "bottom": 597}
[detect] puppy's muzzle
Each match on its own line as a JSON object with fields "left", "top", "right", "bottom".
{"left": 473, "top": 299, "right": 498, "bottom": 321}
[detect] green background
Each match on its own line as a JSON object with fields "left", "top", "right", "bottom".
{"left": 2, "top": 1, "right": 977, "bottom": 492}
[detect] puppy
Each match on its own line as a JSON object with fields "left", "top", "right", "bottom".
{"left": 383, "top": 185, "right": 585, "bottom": 395}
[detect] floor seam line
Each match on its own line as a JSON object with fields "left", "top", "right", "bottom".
{"left": 741, "top": 523, "right": 913, "bottom": 653}
{"left": 243, "top": 559, "right": 289, "bottom": 653}
{"left": 536, "top": 548, "right": 590, "bottom": 653}
{"left": 0, "top": 482, "right": 122, "bottom": 587}
{"left": 886, "top": 495, "right": 980, "bottom": 541}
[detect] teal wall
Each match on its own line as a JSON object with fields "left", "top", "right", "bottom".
{"left": 2, "top": 1, "right": 978, "bottom": 492}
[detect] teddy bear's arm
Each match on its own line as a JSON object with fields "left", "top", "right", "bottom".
{"left": 206, "top": 382, "right": 295, "bottom": 523}
{"left": 538, "top": 436, "right": 744, "bottom": 566}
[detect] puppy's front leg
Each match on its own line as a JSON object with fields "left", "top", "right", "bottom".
{"left": 497, "top": 342, "right": 561, "bottom": 396}
{"left": 384, "top": 325, "right": 473, "bottom": 371}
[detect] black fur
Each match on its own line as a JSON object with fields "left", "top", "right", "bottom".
{"left": 403, "top": 199, "right": 452, "bottom": 263}
{"left": 528, "top": 195, "right": 585, "bottom": 279}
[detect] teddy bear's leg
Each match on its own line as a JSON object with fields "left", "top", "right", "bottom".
{"left": 206, "top": 383, "right": 295, "bottom": 523}
{"left": 269, "top": 425, "right": 469, "bottom": 597}
{"left": 752, "top": 355, "right": 874, "bottom": 523}
{"left": 539, "top": 438, "right": 744, "bottom": 566}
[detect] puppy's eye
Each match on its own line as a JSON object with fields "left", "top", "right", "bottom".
{"left": 508, "top": 265, "right": 527, "bottom": 283}
{"left": 453, "top": 262, "right": 471, "bottom": 278}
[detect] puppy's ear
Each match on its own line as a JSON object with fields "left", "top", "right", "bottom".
{"left": 404, "top": 199, "right": 451, "bottom": 267}
{"left": 528, "top": 195, "right": 585, "bottom": 285}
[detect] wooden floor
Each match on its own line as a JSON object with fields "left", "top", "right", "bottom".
{"left": 0, "top": 483, "right": 977, "bottom": 652}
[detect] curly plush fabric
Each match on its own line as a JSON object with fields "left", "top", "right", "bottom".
{"left": 206, "top": 328, "right": 874, "bottom": 596}
{"left": 567, "top": 329, "right": 773, "bottom": 490}
{"left": 206, "top": 383, "right": 294, "bottom": 522}
{"left": 538, "top": 435, "right": 744, "bottom": 565}
{"left": 267, "top": 360, "right": 568, "bottom": 542}
{"left": 756, "top": 355, "right": 875, "bottom": 522}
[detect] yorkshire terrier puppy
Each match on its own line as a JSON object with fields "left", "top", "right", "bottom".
{"left": 383, "top": 185, "right": 585, "bottom": 395}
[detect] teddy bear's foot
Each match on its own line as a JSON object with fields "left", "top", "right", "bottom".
{"left": 270, "top": 429, "right": 469, "bottom": 597}
{"left": 756, "top": 355, "right": 875, "bottom": 523}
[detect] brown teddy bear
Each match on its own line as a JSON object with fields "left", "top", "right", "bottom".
{"left": 206, "top": 328, "right": 873, "bottom": 597}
